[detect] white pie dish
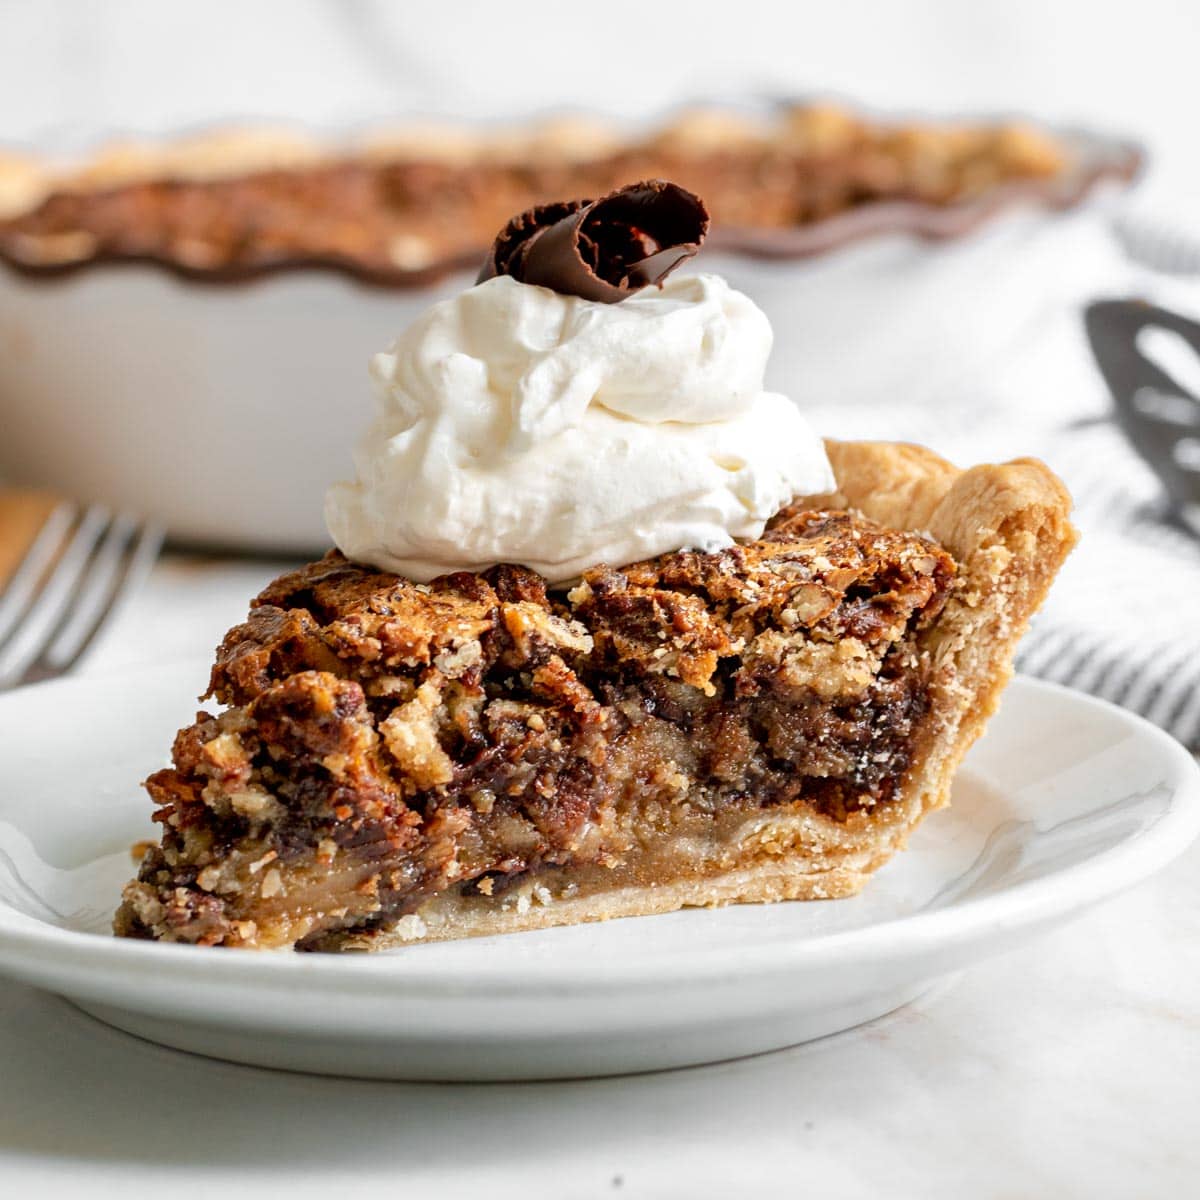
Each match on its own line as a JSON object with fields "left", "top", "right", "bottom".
{"left": 0, "top": 660, "right": 1194, "bottom": 1081}
{"left": 0, "top": 123, "right": 1139, "bottom": 554}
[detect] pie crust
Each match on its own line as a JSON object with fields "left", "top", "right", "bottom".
{"left": 114, "top": 440, "right": 1076, "bottom": 950}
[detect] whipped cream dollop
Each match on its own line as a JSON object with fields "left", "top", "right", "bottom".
{"left": 326, "top": 272, "right": 834, "bottom": 584}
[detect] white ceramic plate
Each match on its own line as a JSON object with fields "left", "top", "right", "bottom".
{"left": 0, "top": 661, "right": 1195, "bottom": 1081}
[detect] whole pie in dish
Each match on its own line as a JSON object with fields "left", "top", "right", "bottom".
{"left": 114, "top": 182, "right": 1076, "bottom": 950}
{"left": 0, "top": 102, "right": 1137, "bottom": 284}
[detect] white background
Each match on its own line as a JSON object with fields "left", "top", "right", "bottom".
{"left": 0, "top": 0, "right": 1195, "bottom": 223}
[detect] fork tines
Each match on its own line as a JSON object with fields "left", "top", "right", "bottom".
{"left": 0, "top": 504, "right": 163, "bottom": 689}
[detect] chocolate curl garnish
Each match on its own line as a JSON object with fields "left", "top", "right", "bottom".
{"left": 477, "top": 179, "right": 709, "bottom": 302}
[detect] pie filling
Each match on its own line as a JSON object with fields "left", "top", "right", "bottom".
{"left": 115, "top": 507, "right": 955, "bottom": 951}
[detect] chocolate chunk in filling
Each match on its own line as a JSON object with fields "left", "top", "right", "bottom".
{"left": 114, "top": 507, "right": 956, "bottom": 951}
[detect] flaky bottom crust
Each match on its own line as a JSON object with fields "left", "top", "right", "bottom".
{"left": 334, "top": 440, "right": 1076, "bottom": 950}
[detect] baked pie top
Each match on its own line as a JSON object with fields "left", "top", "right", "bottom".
{"left": 0, "top": 104, "right": 1136, "bottom": 284}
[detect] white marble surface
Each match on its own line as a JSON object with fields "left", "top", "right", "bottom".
{"left": 1, "top": 555, "right": 1198, "bottom": 1197}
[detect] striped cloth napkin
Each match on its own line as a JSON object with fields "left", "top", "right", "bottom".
{"left": 804, "top": 221, "right": 1200, "bottom": 750}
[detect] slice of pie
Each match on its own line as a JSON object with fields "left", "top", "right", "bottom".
{"left": 115, "top": 439, "right": 1075, "bottom": 950}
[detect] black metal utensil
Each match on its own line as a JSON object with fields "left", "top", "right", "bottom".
{"left": 1085, "top": 299, "right": 1200, "bottom": 535}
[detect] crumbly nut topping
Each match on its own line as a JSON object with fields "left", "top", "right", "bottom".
{"left": 115, "top": 510, "right": 954, "bottom": 950}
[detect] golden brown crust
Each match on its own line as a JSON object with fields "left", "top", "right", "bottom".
{"left": 344, "top": 851, "right": 871, "bottom": 951}
{"left": 814, "top": 440, "right": 1077, "bottom": 844}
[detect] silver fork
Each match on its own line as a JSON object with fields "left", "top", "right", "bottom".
{"left": 0, "top": 503, "right": 163, "bottom": 689}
